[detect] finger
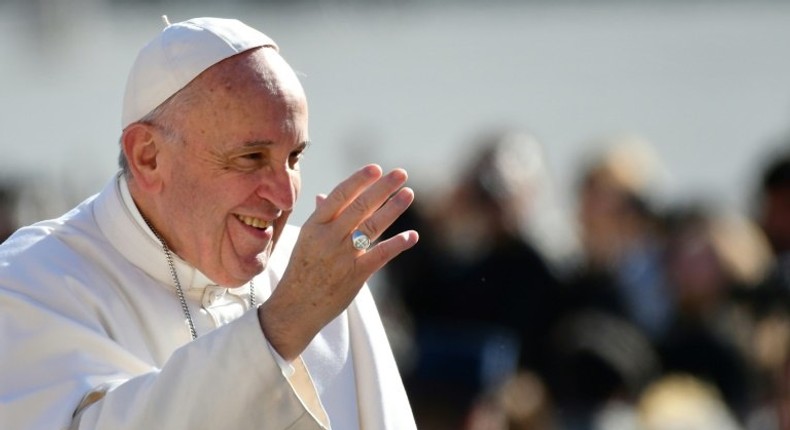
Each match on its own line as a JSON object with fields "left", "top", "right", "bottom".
{"left": 311, "top": 165, "right": 382, "bottom": 223}
{"left": 355, "top": 186, "right": 414, "bottom": 242}
{"left": 334, "top": 168, "right": 409, "bottom": 233}
{"left": 355, "top": 230, "right": 419, "bottom": 275}
{"left": 314, "top": 193, "right": 327, "bottom": 208}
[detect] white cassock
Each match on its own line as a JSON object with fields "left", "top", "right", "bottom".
{"left": 0, "top": 173, "right": 416, "bottom": 430}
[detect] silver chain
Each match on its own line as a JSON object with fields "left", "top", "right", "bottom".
{"left": 143, "top": 217, "right": 255, "bottom": 340}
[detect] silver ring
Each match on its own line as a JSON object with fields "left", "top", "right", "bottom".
{"left": 351, "top": 230, "right": 371, "bottom": 251}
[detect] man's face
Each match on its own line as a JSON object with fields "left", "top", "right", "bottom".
{"left": 155, "top": 49, "right": 309, "bottom": 287}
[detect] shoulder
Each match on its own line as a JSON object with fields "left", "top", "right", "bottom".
{"left": 0, "top": 192, "right": 112, "bottom": 298}
{"left": 2, "top": 189, "right": 101, "bottom": 254}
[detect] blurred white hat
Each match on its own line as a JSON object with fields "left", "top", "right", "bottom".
{"left": 121, "top": 16, "right": 278, "bottom": 129}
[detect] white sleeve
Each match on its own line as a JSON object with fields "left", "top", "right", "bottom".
{"left": 0, "top": 289, "right": 327, "bottom": 430}
{"left": 267, "top": 340, "right": 296, "bottom": 377}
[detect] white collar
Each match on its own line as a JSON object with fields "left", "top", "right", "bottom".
{"left": 93, "top": 173, "right": 217, "bottom": 292}
{"left": 118, "top": 173, "right": 160, "bottom": 245}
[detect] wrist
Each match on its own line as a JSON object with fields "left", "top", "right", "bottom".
{"left": 257, "top": 298, "right": 316, "bottom": 361}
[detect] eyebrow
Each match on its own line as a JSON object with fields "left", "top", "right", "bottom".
{"left": 241, "top": 140, "right": 274, "bottom": 149}
{"left": 240, "top": 140, "right": 311, "bottom": 150}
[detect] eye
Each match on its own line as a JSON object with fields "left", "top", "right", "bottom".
{"left": 288, "top": 150, "right": 304, "bottom": 170}
{"left": 288, "top": 142, "right": 311, "bottom": 170}
{"left": 231, "top": 151, "right": 268, "bottom": 172}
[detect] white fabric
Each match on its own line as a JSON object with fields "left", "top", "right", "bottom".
{"left": 120, "top": 174, "right": 300, "bottom": 376}
{"left": 0, "top": 173, "right": 416, "bottom": 429}
{"left": 121, "top": 17, "right": 278, "bottom": 129}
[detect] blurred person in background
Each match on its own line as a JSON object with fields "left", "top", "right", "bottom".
{"left": 381, "top": 129, "right": 564, "bottom": 429}
{"left": 743, "top": 146, "right": 790, "bottom": 430}
{"left": 563, "top": 135, "right": 672, "bottom": 341}
{"left": 548, "top": 310, "right": 661, "bottom": 430}
{"left": 0, "top": 16, "right": 419, "bottom": 429}
{"left": 0, "top": 181, "right": 19, "bottom": 242}
{"left": 750, "top": 147, "right": 790, "bottom": 307}
{"left": 638, "top": 374, "right": 743, "bottom": 430}
{"left": 755, "top": 148, "right": 790, "bottom": 262}
{"left": 746, "top": 356, "right": 790, "bottom": 430}
{"left": 464, "top": 370, "right": 559, "bottom": 430}
{"left": 548, "top": 135, "right": 671, "bottom": 429}
{"left": 657, "top": 204, "right": 771, "bottom": 421}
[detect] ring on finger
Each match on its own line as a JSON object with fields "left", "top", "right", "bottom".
{"left": 351, "top": 230, "right": 371, "bottom": 251}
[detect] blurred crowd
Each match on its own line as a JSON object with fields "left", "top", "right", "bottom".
{"left": 3, "top": 129, "right": 790, "bottom": 430}
{"left": 379, "top": 129, "right": 790, "bottom": 430}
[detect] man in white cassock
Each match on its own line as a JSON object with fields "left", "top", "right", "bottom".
{"left": 0, "top": 16, "right": 419, "bottom": 430}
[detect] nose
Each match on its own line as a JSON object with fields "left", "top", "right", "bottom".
{"left": 256, "top": 165, "right": 299, "bottom": 212}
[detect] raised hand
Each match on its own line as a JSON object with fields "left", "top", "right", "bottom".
{"left": 258, "top": 164, "right": 419, "bottom": 360}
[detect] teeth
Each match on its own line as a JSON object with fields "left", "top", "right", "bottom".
{"left": 236, "top": 215, "right": 272, "bottom": 230}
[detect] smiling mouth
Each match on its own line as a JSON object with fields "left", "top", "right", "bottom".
{"left": 235, "top": 214, "right": 273, "bottom": 230}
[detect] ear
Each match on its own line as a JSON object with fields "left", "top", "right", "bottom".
{"left": 121, "top": 123, "right": 164, "bottom": 193}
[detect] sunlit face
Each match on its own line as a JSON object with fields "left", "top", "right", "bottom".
{"left": 153, "top": 48, "right": 309, "bottom": 287}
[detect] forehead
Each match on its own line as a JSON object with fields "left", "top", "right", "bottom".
{"left": 179, "top": 49, "right": 308, "bottom": 142}
{"left": 203, "top": 48, "right": 303, "bottom": 103}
